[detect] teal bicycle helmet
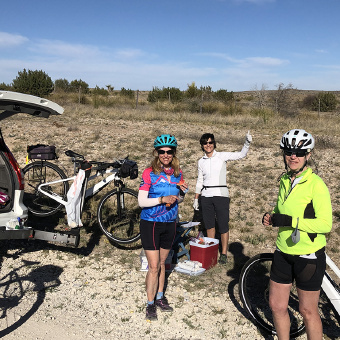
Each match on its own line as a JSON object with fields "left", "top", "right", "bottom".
{"left": 154, "top": 134, "right": 177, "bottom": 148}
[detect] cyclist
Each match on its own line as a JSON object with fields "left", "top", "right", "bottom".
{"left": 138, "top": 134, "right": 188, "bottom": 321}
{"left": 193, "top": 131, "right": 252, "bottom": 264}
{"left": 262, "top": 129, "right": 332, "bottom": 340}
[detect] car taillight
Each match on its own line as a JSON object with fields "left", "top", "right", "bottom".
{"left": 6, "top": 151, "right": 24, "bottom": 190}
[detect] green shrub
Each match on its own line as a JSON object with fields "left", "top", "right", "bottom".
{"left": 0, "top": 82, "right": 13, "bottom": 91}
{"left": 185, "top": 82, "right": 200, "bottom": 98}
{"left": 214, "top": 89, "right": 234, "bottom": 102}
{"left": 70, "top": 79, "right": 89, "bottom": 94}
{"left": 91, "top": 86, "right": 109, "bottom": 96}
{"left": 12, "top": 69, "right": 53, "bottom": 97}
{"left": 120, "top": 87, "right": 134, "bottom": 99}
{"left": 147, "top": 86, "right": 183, "bottom": 103}
{"left": 54, "top": 78, "right": 71, "bottom": 92}
{"left": 311, "top": 92, "right": 337, "bottom": 112}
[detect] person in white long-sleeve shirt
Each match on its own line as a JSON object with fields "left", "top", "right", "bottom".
{"left": 193, "top": 131, "right": 252, "bottom": 264}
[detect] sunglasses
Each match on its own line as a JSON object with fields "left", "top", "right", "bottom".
{"left": 157, "top": 149, "right": 175, "bottom": 155}
{"left": 202, "top": 141, "right": 214, "bottom": 145}
{"left": 284, "top": 150, "right": 307, "bottom": 157}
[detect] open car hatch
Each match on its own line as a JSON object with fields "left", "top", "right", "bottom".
{"left": 0, "top": 90, "right": 64, "bottom": 119}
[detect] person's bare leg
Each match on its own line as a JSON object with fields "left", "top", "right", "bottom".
{"left": 220, "top": 231, "right": 229, "bottom": 255}
{"left": 145, "top": 250, "right": 160, "bottom": 302}
{"left": 298, "top": 289, "right": 323, "bottom": 340}
{"left": 207, "top": 227, "right": 216, "bottom": 239}
{"left": 157, "top": 248, "right": 171, "bottom": 294}
{"left": 269, "top": 280, "right": 292, "bottom": 340}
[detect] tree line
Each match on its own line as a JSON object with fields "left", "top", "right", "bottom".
{"left": 0, "top": 69, "right": 337, "bottom": 113}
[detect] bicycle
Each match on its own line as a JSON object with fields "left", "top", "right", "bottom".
{"left": 22, "top": 149, "right": 141, "bottom": 245}
{"left": 238, "top": 252, "right": 340, "bottom": 338}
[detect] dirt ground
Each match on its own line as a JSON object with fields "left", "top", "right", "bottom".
{"left": 0, "top": 101, "right": 339, "bottom": 339}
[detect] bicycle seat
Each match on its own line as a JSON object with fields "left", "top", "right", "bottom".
{"left": 65, "top": 150, "right": 84, "bottom": 159}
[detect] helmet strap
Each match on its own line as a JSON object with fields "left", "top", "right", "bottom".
{"left": 283, "top": 154, "right": 308, "bottom": 177}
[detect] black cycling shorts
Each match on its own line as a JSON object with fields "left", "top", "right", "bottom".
{"left": 140, "top": 219, "right": 176, "bottom": 250}
{"left": 201, "top": 196, "right": 230, "bottom": 233}
{"left": 270, "top": 248, "right": 326, "bottom": 291}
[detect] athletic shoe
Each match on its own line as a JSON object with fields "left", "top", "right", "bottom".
{"left": 146, "top": 303, "right": 157, "bottom": 320}
{"left": 218, "top": 254, "right": 227, "bottom": 264}
{"left": 155, "top": 296, "right": 173, "bottom": 312}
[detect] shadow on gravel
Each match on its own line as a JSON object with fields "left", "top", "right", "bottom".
{"left": 226, "top": 242, "right": 275, "bottom": 340}
{"left": 0, "top": 253, "right": 62, "bottom": 338}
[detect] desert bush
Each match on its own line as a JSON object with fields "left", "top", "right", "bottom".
{"left": 12, "top": 69, "right": 54, "bottom": 97}
{"left": 214, "top": 89, "right": 234, "bottom": 102}
{"left": 301, "top": 94, "right": 316, "bottom": 110}
{"left": 185, "top": 82, "right": 200, "bottom": 98}
{"left": 0, "top": 82, "right": 13, "bottom": 91}
{"left": 147, "top": 86, "right": 183, "bottom": 103}
{"left": 120, "top": 87, "right": 134, "bottom": 99}
{"left": 54, "top": 78, "right": 71, "bottom": 93}
{"left": 311, "top": 92, "right": 337, "bottom": 112}
{"left": 70, "top": 79, "right": 89, "bottom": 94}
{"left": 69, "top": 93, "right": 90, "bottom": 105}
{"left": 250, "top": 107, "right": 274, "bottom": 123}
{"left": 90, "top": 94, "right": 135, "bottom": 108}
{"left": 91, "top": 86, "right": 109, "bottom": 96}
{"left": 202, "top": 101, "right": 219, "bottom": 114}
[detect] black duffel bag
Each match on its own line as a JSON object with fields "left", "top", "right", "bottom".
{"left": 120, "top": 159, "right": 138, "bottom": 179}
{"left": 27, "top": 144, "right": 57, "bottom": 160}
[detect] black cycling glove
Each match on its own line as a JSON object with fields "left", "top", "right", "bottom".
{"left": 271, "top": 213, "right": 292, "bottom": 227}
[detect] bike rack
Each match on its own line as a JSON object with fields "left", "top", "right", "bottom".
{"left": 0, "top": 227, "right": 80, "bottom": 247}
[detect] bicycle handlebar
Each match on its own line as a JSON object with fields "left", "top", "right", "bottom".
{"left": 65, "top": 150, "right": 130, "bottom": 173}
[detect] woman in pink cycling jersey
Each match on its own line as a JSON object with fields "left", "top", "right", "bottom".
{"left": 138, "top": 134, "right": 188, "bottom": 321}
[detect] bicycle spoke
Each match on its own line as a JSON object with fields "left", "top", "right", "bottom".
{"left": 239, "top": 254, "right": 305, "bottom": 337}
{"left": 23, "top": 162, "right": 68, "bottom": 216}
{"left": 98, "top": 188, "right": 141, "bottom": 244}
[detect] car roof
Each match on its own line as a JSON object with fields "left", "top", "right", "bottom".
{"left": 0, "top": 91, "right": 64, "bottom": 119}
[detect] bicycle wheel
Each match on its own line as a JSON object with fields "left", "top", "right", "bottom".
{"left": 23, "top": 161, "right": 69, "bottom": 216}
{"left": 97, "top": 188, "right": 141, "bottom": 244}
{"left": 239, "top": 253, "right": 306, "bottom": 338}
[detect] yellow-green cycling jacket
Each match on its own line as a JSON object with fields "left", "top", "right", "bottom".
{"left": 273, "top": 167, "right": 332, "bottom": 255}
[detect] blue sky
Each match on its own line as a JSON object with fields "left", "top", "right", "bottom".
{"left": 1, "top": 0, "right": 339, "bottom": 91}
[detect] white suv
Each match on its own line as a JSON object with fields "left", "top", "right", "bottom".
{"left": 0, "top": 91, "right": 64, "bottom": 228}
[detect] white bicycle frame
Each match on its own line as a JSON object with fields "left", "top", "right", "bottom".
{"left": 323, "top": 254, "right": 340, "bottom": 315}
{"left": 37, "top": 167, "right": 120, "bottom": 207}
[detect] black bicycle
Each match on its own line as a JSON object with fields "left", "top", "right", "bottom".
{"left": 239, "top": 252, "right": 340, "bottom": 338}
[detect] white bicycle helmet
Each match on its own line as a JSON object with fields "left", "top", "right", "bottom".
{"left": 154, "top": 134, "right": 177, "bottom": 149}
{"left": 280, "top": 129, "right": 315, "bottom": 152}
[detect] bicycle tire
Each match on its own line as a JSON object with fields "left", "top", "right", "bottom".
{"left": 97, "top": 188, "right": 141, "bottom": 244}
{"left": 239, "top": 253, "right": 306, "bottom": 338}
{"left": 22, "top": 161, "right": 69, "bottom": 217}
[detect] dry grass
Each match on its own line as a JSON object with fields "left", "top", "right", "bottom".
{"left": 1, "top": 93, "right": 340, "bottom": 267}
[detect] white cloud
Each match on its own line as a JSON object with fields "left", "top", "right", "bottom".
{"left": 114, "top": 49, "right": 146, "bottom": 60}
{"left": 31, "top": 39, "right": 101, "bottom": 59}
{"left": 315, "top": 49, "right": 328, "bottom": 54}
{"left": 197, "top": 52, "right": 288, "bottom": 68}
{"left": 245, "top": 57, "right": 289, "bottom": 66}
{"left": 0, "top": 32, "right": 28, "bottom": 48}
